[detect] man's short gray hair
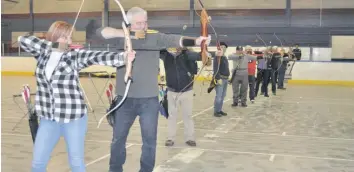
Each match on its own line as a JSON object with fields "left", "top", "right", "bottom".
{"left": 127, "top": 7, "right": 147, "bottom": 23}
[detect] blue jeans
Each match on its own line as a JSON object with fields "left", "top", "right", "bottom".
{"left": 32, "top": 115, "right": 88, "bottom": 172}
{"left": 262, "top": 69, "right": 271, "bottom": 96}
{"left": 278, "top": 65, "right": 286, "bottom": 88}
{"left": 214, "top": 78, "right": 228, "bottom": 113}
{"left": 255, "top": 68, "right": 264, "bottom": 96}
{"left": 271, "top": 69, "right": 278, "bottom": 93}
{"left": 248, "top": 75, "right": 255, "bottom": 100}
{"left": 109, "top": 96, "right": 159, "bottom": 172}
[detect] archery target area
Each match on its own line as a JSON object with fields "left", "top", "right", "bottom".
{"left": 2, "top": 76, "right": 354, "bottom": 172}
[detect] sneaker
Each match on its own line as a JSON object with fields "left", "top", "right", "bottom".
{"left": 220, "top": 111, "right": 227, "bottom": 116}
{"left": 186, "top": 140, "right": 196, "bottom": 147}
{"left": 165, "top": 140, "right": 174, "bottom": 146}
{"left": 214, "top": 112, "right": 222, "bottom": 117}
{"left": 251, "top": 100, "right": 255, "bottom": 104}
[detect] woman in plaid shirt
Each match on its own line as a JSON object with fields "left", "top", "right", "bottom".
{"left": 18, "top": 21, "right": 135, "bottom": 172}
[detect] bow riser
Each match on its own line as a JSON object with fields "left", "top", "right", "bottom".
{"left": 122, "top": 22, "right": 133, "bottom": 82}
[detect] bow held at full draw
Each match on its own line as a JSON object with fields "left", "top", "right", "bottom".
{"left": 198, "top": 1, "right": 211, "bottom": 66}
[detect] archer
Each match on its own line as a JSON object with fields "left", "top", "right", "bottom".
{"left": 93, "top": 6, "right": 211, "bottom": 172}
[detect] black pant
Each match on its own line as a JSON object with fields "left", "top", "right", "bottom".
{"left": 271, "top": 69, "right": 278, "bottom": 93}
{"left": 262, "top": 69, "right": 271, "bottom": 96}
{"left": 255, "top": 68, "right": 264, "bottom": 96}
{"left": 278, "top": 65, "right": 286, "bottom": 88}
{"left": 248, "top": 75, "right": 255, "bottom": 100}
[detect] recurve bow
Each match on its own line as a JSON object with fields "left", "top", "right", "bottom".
{"left": 97, "top": 0, "right": 133, "bottom": 128}
{"left": 196, "top": 0, "right": 223, "bottom": 90}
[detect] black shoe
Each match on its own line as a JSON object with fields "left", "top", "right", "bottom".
{"left": 279, "top": 87, "right": 286, "bottom": 90}
{"left": 241, "top": 103, "right": 247, "bottom": 107}
{"left": 214, "top": 112, "right": 222, "bottom": 117}
{"left": 264, "top": 94, "right": 269, "bottom": 97}
{"left": 186, "top": 140, "right": 196, "bottom": 147}
{"left": 165, "top": 140, "right": 174, "bottom": 146}
{"left": 231, "top": 102, "right": 238, "bottom": 107}
{"left": 220, "top": 111, "right": 227, "bottom": 116}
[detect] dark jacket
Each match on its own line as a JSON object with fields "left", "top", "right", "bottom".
{"left": 270, "top": 52, "right": 281, "bottom": 70}
{"left": 160, "top": 50, "right": 201, "bottom": 92}
{"left": 293, "top": 48, "right": 302, "bottom": 60}
{"left": 281, "top": 53, "right": 289, "bottom": 67}
{"left": 213, "top": 55, "right": 230, "bottom": 80}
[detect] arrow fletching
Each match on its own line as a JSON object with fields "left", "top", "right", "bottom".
{"left": 106, "top": 89, "right": 112, "bottom": 105}
{"left": 109, "top": 83, "right": 114, "bottom": 97}
{"left": 21, "top": 89, "right": 27, "bottom": 104}
{"left": 22, "top": 86, "right": 29, "bottom": 104}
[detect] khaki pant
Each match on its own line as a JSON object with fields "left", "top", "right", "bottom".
{"left": 167, "top": 89, "right": 195, "bottom": 141}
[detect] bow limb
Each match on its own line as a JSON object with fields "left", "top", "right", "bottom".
{"left": 273, "top": 33, "right": 284, "bottom": 72}
{"left": 200, "top": 8, "right": 210, "bottom": 66}
{"left": 113, "top": 0, "right": 133, "bottom": 83}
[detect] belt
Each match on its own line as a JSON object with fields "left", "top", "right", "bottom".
{"left": 167, "top": 86, "right": 192, "bottom": 93}
{"left": 220, "top": 75, "right": 229, "bottom": 79}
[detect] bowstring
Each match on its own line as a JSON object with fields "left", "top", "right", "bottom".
{"left": 273, "top": 33, "right": 284, "bottom": 73}
{"left": 68, "top": 0, "right": 85, "bottom": 40}
{"left": 255, "top": 34, "right": 269, "bottom": 74}
{"left": 69, "top": 0, "right": 101, "bottom": 123}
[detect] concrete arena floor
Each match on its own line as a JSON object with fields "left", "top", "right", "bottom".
{"left": 2, "top": 76, "right": 354, "bottom": 172}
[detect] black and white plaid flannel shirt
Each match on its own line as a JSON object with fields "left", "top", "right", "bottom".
{"left": 18, "top": 35, "right": 127, "bottom": 123}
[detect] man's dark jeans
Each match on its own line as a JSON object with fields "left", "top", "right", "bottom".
{"left": 261, "top": 69, "right": 271, "bottom": 96}
{"left": 255, "top": 68, "right": 264, "bottom": 96}
{"left": 271, "top": 69, "right": 278, "bottom": 94}
{"left": 109, "top": 96, "right": 159, "bottom": 172}
{"left": 248, "top": 75, "right": 255, "bottom": 100}
{"left": 278, "top": 65, "right": 286, "bottom": 88}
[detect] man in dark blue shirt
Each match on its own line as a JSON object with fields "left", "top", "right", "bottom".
{"left": 212, "top": 42, "right": 230, "bottom": 117}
